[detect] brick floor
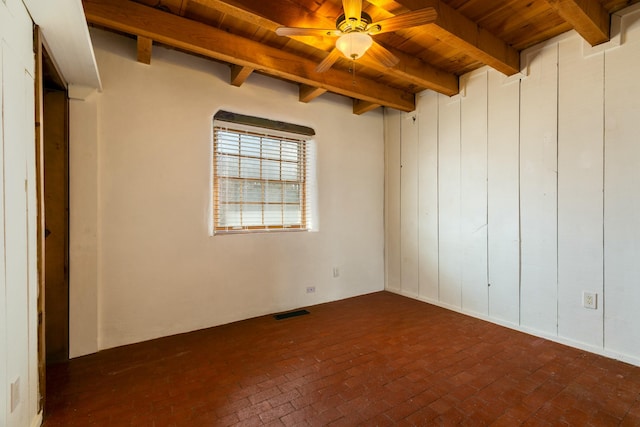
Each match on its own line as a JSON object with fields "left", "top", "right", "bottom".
{"left": 43, "top": 291, "right": 640, "bottom": 426}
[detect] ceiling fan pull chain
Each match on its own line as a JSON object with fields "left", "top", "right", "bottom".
{"left": 351, "top": 60, "right": 356, "bottom": 85}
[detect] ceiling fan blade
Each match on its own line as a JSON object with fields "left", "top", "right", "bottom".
{"left": 367, "top": 7, "right": 437, "bottom": 35}
{"left": 367, "top": 41, "right": 399, "bottom": 68}
{"left": 342, "top": 0, "right": 362, "bottom": 25}
{"left": 276, "top": 27, "right": 341, "bottom": 37}
{"left": 315, "top": 48, "right": 343, "bottom": 73}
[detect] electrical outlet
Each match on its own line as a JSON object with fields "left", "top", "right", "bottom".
{"left": 583, "top": 291, "right": 597, "bottom": 310}
{"left": 332, "top": 267, "right": 340, "bottom": 278}
{"left": 10, "top": 377, "right": 20, "bottom": 412}
{"left": 306, "top": 286, "right": 315, "bottom": 294}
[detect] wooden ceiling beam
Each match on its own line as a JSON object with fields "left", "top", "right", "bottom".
{"left": 545, "top": 0, "right": 610, "bottom": 45}
{"left": 83, "top": 0, "right": 415, "bottom": 112}
{"left": 192, "top": 0, "right": 458, "bottom": 96}
{"left": 389, "top": 0, "right": 520, "bottom": 76}
{"left": 136, "top": 35, "right": 152, "bottom": 64}
{"left": 353, "top": 100, "right": 381, "bottom": 115}
{"left": 230, "top": 64, "right": 253, "bottom": 86}
{"left": 299, "top": 85, "right": 326, "bottom": 103}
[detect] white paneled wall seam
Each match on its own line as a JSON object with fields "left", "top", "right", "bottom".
{"left": 557, "top": 34, "right": 604, "bottom": 348}
{"left": 517, "top": 79, "right": 522, "bottom": 328}
{"left": 0, "top": 0, "right": 41, "bottom": 425}
{"left": 603, "top": 4, "right": 640, "bottom": 361}
{"left": 400, "top": 110, "right": 419, "bottom": 298}
{"left": 417, "top": 91, "right": 439, "bottom": 302}
{"left": 459, "top": 70, "right": 488, "bottom": 317}
{"left": 520, "top": 41, "right": 559, "bottom": 336}
{"left": 484, "top": 72, "right": 490, "bottom": 317}
{"left": 555, "top": 42, "right": 560, "bottom": 338}
{"left": 600, "top": 47, "right": 606, "bottom": 351}
{"left": 384, "top": 4, "right": 640, "bottom": 367}
{"left": 487, "top": 70, "right": 521, "bottom": 326}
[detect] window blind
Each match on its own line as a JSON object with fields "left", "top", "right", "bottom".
{"left": 212, "top": 119, "right": 315, "bottom": 234}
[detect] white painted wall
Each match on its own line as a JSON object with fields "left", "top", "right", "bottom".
{"left": 0, "top": 1, "right": 40, "bottom": 426}
{"left": 604, "top": 6, "right": 640, "bottom": 358}
{"left": 69, "top": 28, "right": 385, "bottom": 354}
{"left": 384, "top": 5, "right": 640, "bottom": 366}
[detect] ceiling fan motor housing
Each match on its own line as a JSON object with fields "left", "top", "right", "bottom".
{"left": 336, "top": 12, "right": 375, "bottom": 33}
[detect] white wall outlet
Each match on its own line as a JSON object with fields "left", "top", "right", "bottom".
{"left": 10, "top": 377, "right": 20, "bottom": 412}
{"left": 306, "top": 286, "right": 315, "bottom": 294}
{"left": 332, "top": 267, "right": 340, "bottom": 278}
{"left": 583, "top": 291, "right": 597, "bottom": 309}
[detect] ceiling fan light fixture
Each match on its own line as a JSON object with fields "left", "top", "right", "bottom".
{"left": 336, "top": 32, "right": 373, "bottom": 60}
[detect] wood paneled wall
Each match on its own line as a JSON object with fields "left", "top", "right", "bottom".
{"left": 384, "top": 6, "right": 640, "bottom": 365}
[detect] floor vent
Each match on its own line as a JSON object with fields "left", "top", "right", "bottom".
{"left": 274, "top": 309, "right": 310, "bottom": 320}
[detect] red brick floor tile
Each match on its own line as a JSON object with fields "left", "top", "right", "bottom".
{"left": 43, "top": 292, "right": 640, "bottom": 427}
{"left": 429, "top": 397, "right": 456, "bottom": 415}
{"left": 434, "top": 407, "right": 467, "bottom": 426}
{"left": 383, "top": 397, "right": 425, "bottom": 421}
{"left": 232, "top": 414, "right": 262, "bottom": 427}
{"left": 211, "top": 411, "right": 239, "bottom": 426}
{"left": 268, "top": 389, "right": 302, "bottom": 408}
{"left": 367, "top": 413, "right": 396, "bottom": 426}
{"left": 280, "top": 406, "right": 318, "bottom": 426}
{"left": 490, "top": 413, "right": 522, "bottom": 427}
{"left": 307, "top": 407, "right": 343, "bottom": 426}
{"left": 236, "top": 400, "right": 272, "bottom": 421}
{"left": 589, "top": 409, "right": 625, "bottom": 426}
{"left": 404, "top": 405, "right": 439, "bottom": 425}
{"left": 621, "top": 410, "right": 640, "bottom": 427}
{"left": 559, "top": 407, "right": 590, "bottom": 425}
{"left": 259, "top": 402, "right": 296, "bottom": 424}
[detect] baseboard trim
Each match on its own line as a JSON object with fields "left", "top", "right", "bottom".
{"left": 30, "top": 411, "right": 43, "bottom": 427}
{"left": 385, "top": 287, "right": 640, "bottom": 368}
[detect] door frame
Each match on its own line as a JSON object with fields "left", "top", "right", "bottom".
{"left": 34, "top": 26, "right": 69, "bottom": 412}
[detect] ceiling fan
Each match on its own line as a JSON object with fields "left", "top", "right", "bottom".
{"left": 275, "top": 0, "right": 437, "bottom": 73}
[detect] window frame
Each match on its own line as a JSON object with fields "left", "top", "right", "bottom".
{"left": 211, "top": 112, "right": 314, "bottom": 235}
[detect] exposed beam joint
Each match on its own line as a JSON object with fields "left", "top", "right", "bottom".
{"left": 545, "top": 0, "right": 610, "bottom": 45}
{"left": 299, "top": 85, "right": 326, "bottom": 103}
{"left": 391, "top": 0, "right": 520, "bottom": 76}
{"left": 230, "top": 64, "right": 253, "bottom": 86}
{"left": 137, "top": 35, "right": 152, "bottom": 64}
{"left": 83, "top": 0, "right": 415, "bottom": 111}
{"left": 353, "top": 100, "right": 381, "bottom": 115}
{"left": 190, "top": 0, "right": 280, "bottom": 31}
{"left": 192, "top": 0, "right": 458, "bottom": 95}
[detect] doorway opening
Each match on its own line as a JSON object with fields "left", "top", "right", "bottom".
{"left": 42, "top": 48, "right": 69, "bottom": 364}
{"left": 36, "top": 33, "right": 70, "bottom": 413}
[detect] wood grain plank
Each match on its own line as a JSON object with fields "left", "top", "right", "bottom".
{"left": 192, "top": 0, "right": 459, "bottom": 95}
{"left": 83, "top": 0, "right": 415, "bottom": 111}
{"left": 388, "top": 0, "right": 520, "bottom": 75}
{"left": 299, "top": 84, "right": 326, "bottom": 103}
{"left": 353, "top": 99, "right": 380, "bottom": 114}
{"left": 230, "top": 64, "right": 253, "bottom": 86}
{"left": 136, "top": 35, "right": 152, "bottom": 64}
{"left": 546, "top": 0, "right": 610, "bottom": 45}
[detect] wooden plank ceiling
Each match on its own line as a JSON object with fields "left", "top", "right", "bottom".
{"left": 83, "top": 0, "right": 639, "bottom": 113}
